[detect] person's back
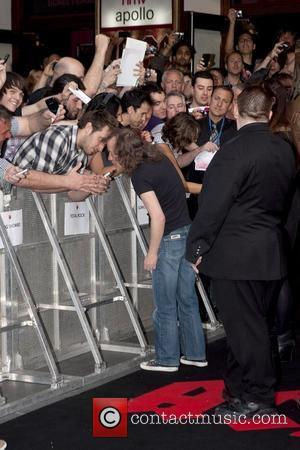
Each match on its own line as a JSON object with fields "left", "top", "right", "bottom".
{"left": 186, "top": 84, "right": 297, "bottom": 419}
{"left": 191, "top": 104, "right": 296, "bottom": 281}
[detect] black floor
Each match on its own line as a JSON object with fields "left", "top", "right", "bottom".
{"left": 0, "top": 336, "right": 299, "bottom": 450}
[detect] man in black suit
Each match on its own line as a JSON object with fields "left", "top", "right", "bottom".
{"left": 186, "top": 86, "right": 237, "bottom": 219}
{"left": 186, "top": 85, "right": 296, "bottom": 417}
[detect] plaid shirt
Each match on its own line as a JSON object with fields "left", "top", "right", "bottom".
{"left": 13, "top": 125, "right": 88, "bottom": 174}
{"left": 0, "top": 158, "right": 12, "bottom": 188}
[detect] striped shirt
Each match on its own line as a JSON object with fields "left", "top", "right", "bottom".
{"left": 13, "top": 125, "right": 88, "bottom": 174}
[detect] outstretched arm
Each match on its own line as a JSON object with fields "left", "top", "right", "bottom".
{"left": 84, "top": 34, "right": 110, "bottom": 97}
{"left": 224, "top": 9, "right": 237, "bottom": 57}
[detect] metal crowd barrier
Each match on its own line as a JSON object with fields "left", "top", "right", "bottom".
{"left": 0, "top": 176, "right": 220, "bottom": 421}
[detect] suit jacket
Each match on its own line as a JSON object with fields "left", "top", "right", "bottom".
{"left": 186, "top": 122, "right": 297, "bottom": 280}
{"left": 185, "top": 116, "right": 237, "bottom": 184}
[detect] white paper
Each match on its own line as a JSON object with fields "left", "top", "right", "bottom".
{"left": 136, "top": 197, "right": 149, "bottom": 226}
{"left": 64, "top": 202, "right": 90, "bottom": 236}
{"left": 0, "top": 210, "right": 23, "bottom": 249}
{"left": 194, "top": 150, "right": 218, "bottom": 171}
{"left": 117, "top": 38, "right": 147, "bottom": 87}
{"left": 68, "top": 87, "right": 91, "bottom": 105}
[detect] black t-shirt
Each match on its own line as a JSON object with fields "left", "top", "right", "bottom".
{"left": 131, "top": 155, "right": 191, "bottom": 235}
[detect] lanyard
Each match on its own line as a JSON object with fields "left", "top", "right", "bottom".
{"left": 208, "top": 117, "right": 225, "bottom": 146}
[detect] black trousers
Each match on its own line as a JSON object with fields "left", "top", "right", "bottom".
{"left": 212, "top": 279, "right": 282, "bottom": 406}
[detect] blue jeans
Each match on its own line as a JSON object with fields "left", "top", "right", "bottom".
{"left": 152, "top": 225, "right": 206, "bottom": 366}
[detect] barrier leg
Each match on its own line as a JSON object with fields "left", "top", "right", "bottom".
{"left": 32, "top": 193, "right": 106, "bottom": 373}
{"left": 86, "top": 197, "right": 147, "bottom": 353}
{"left": 0, "top": 215, "right": 63, "bottom": 388}
{"left": 196, "top": 276, "right": 221, "bottom": 330}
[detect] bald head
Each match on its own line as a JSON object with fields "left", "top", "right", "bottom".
{"left": 51, "top": 57, "right": 85, "bottom": 85}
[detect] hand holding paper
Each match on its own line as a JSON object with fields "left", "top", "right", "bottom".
{"left": 117, "top": 38, "right": 147, "bottom": 87}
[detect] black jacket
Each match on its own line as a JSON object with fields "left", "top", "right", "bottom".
{"left": 186, "top": 122, "right": 297, "bottom": 280}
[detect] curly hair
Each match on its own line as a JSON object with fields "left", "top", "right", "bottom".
{"left": 111, "top": 127, "right": 163, "bottom": 175}
{"left": 162, "top": 112, "right": 200, "bottom": 150}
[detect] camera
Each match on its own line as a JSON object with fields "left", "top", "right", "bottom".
{"left": 145, "top": 45, "right": 158, "bottom": 56}
{"left": 174, "top": 32, "right": 185, "bottom": 42}
{"left": 236, "top": 10, "right": 243, "bottom": 18}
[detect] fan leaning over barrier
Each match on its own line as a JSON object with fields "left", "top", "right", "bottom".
{"left": 0, "top": 108, "right": 117, "bottom": 198}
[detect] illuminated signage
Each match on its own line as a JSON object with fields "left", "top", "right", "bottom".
{"left": 101, "top": 0, "right": 173, "bottom": 28}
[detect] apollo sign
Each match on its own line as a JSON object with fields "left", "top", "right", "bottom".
{"left": 101, "top": 0, "right": 173, "bottom": 28}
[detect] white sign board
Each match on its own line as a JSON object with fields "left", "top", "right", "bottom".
{"left": 117, "top": 38, "right": 147, "bottom": 86}
{"left": 64, "top": 202, "right": 90, "bottom": 236}
{"left": 0, "top": 210, "right": 23, "bottom": 249}
{"left": 101, "top": 0, "right": 173, "bottom": 29}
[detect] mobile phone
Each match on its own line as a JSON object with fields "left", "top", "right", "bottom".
{"left": 18, "top": 168, "right": 28, "bottom": 175}
{"left": 1, "top": 54, "right": 9, "bottom": 64}
{"left": 202, "top": 53, "right": 214, "bottom": 67}
{"left": 188, "top": 106, "right": 209, "bottom": 114}
{"left": 45, "top": 97, "right": 60, "bottom": 115}
{"left": 174, "top": 32, "right": 185, "bottom": 42}
{"left": 236, "top": 10, "right": 243, "bottom": 18}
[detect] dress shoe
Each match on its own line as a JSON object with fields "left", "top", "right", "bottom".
{"left": 215, "top": 398, "right": 277, "bottom": 419}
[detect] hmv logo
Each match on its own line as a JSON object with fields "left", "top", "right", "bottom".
{"left": 122, "top": 0, "right": 145, "bottom": 4}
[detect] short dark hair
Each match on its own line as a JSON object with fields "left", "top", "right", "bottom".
{"left": 109, "top": 127, "right": 163, "bottom": 175}
{"left": 0, "top": 72, "right": 27, "bottom": 102}
{"left": 237, "top": 85, "right": 273, "bottom": 121}
{"left": 84, "top": 92, "right": 121, "bottom": 118}
{"left": 51, "top": 73, "right": 85, "bottom": 95}
{"left": 237, "top": 31, "right": 255, "bottom": 43}
{"left": 78, "top": 109, "right": 118, "bottom": 131}
{"left": 142, "top": 82, "right": 164, "bottom": 97}
{"left": 192, "top": 71, "right": 213, "bottom": 87}
{"left": 162, "top": 112, "right": 200, "bottom": 149}
{"left": 172, "top": 40, "right": 195, "bottom": 58}
{"left": 212, "top": 85, "right": 234, "bottom": 101}
{"left": 121, "top": 88, "right": 151, "bottom": 113}
{"left": 276, "top": 28, "right": 297, "bottom": 42}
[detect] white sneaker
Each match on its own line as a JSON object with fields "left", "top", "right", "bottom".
{"left": 0, "top": 440, "right": 7, "bottom": 450}
{"left": 140, "top": 360, "right": 178, "bottom": 372}
{"left": 180, "top": 356, "right": 208, "bottom": 367}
